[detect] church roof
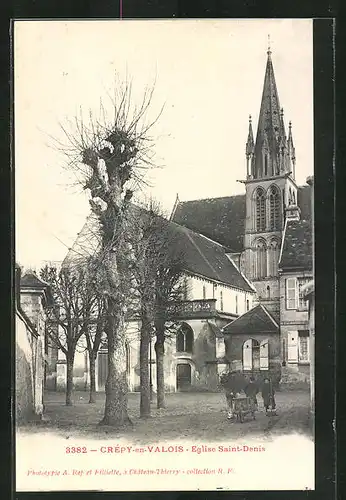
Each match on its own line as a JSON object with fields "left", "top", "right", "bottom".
{"left": 172, "top": 194, "right": 245, "bottom": 252}
{"left": 65, "top": 208, "right": 255, "bottom": 294}
{"left": 222, "top": 304, "right": 279, "bottom": 335}
{"left": 172, "top": 186, "right": 311, "bottom": 252}
{"left": 279, "top": 219, "right": 312, "bottom": 271}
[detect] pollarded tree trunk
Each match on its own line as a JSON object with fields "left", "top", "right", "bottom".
{"left": 99, "top": 297, "right": 132, "bottom": 427}
{"left": 155, "top": 322, "right": 166, "bottom": 409}
{"left": 89, "top": 353, "right": 97, "bottom": 404}
{"left": 140, "top": 310, "right": 151, "bottom": 418}
{"left": 66, "top": 352, "right": 75, "bottom": 406}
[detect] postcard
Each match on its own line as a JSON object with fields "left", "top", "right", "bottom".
{"left": 15, "top": 18, "right": 315, "bottom": 492}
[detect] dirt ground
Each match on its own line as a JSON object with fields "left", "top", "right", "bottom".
{"left": 17, "top": 390, "right": 312, "bottom": 443}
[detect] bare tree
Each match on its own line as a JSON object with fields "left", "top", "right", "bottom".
{"left": 84, "top": 298, "right": 106, "bottom": 404}
{"left": 41, "top": 264, "right": 96, "bottom": 406}
{"left": 153, "top": 248, "right": 185, "bottom": 409}
{"left": 53, "top": 77, "right": 163, "bottom": 427}
{"left": 128, "top": 202, "right": 162, "bottom": 419}
{"left": 128, "top": 202, "right": 185, "bottom": 411}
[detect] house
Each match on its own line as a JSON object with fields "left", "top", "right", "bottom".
{"left": 15, "top": 265, "right": 52, "bottom": 422}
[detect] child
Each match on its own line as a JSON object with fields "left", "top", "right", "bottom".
{"left": 244, "top": 376, "right": 259, "bottom": 408}
{"left": 261, "top": 377, "right": 276, "bottom": 414}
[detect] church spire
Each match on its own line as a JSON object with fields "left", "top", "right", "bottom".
{"left": 248, "top": 44, "right": 292, "bottom": 179}
{"left": 245, "top": 115, "right": 255, "bottom": 178}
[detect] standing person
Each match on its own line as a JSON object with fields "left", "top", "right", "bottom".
{"left": 261, "top": 377, "right": 276, "bottom": 414}
{"left": 245, "top": 376, "right": 258, "bottom": 408}
{"left": 220, "top": 371, "right": 242, "bottom": 420}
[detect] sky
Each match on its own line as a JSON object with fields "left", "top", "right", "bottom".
{"left": 14, "top": 19, "right": 313, "bottom": 269}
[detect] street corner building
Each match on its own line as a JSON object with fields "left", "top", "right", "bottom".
{"left": 46, "top": 45, "right": 314, "bottom": 394}
{"left": 15, "top": 264, "right": 52, "bottom": 422}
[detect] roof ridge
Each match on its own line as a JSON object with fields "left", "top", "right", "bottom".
{"left": 179, "top": 194, "right": 245, "bottom": 204}
{"left": 259, "top": 304, "right": 280, "bottom": 329}
{"left": 222, "top": 303, "right": 262, "bottom": 331}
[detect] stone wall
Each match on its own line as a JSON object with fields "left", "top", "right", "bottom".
{"left": 15, "top": 315, "right": 35, "bottom": 422}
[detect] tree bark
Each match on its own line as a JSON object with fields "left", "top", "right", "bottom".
{"left": 66, "top": 353, "right": 75, "bottom": 406}
{"left": 140, "top": 311, "right": 151, "bottom": 418}
{"left": 89, "top": 353, "right": 97, "bottom": 404}
{"left": 99, "top": 298, "right": 132, "bottom": 427}
{"left": 155, "top": 323, "right": 166, "bottom": 409}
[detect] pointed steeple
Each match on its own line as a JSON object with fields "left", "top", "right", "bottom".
{"left": 246, "top": 115, "right": 255, "bottom": 156}
{"left": 287, "top": 120, "right": 296, "bottom": 179}
{"left": 249, "top": 45, "right": 292, "bottom": 179}
{"left": 245, "top": 115, "right": 255, "bottom": 178}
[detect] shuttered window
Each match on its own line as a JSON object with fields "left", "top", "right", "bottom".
{"left": 243, "top": 339, "right": 268, "bottom": 371}
{"left": 243, "top": 340, "right": 252, "bottom": 371}
{"left": 286, "top": 278, "right": 297, "bottom": 309}
{"left": 260, "top": 339, "right": 269, "bottom": 370}
{"left": 298, "top": 331, "right": 310, "bottom": 363}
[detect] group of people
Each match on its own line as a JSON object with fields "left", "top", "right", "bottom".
{"left": 220, "top": 372, "right": 276, "bottom": 420}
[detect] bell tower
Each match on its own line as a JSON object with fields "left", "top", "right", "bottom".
{"left": 242, "top": 43, "right": 299, "bottom": 315}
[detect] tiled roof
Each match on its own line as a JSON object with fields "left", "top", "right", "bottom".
{"left": 21, "top": 271, "right": 50, "bottom": 290}
{"left": 279, "top": 219, "right": 312, "bottom": 271}
{"left": 222, "top": 304, "right": 279, "bottom": 335}
{"left": 172, "top": 195, "right": 246, "bottom": 252}
{"left": 172, "top": 186, "right": 311, "bottom": 252}
{"left": 65, "top": 208, "right": 255, "bottom": 293}
{"left": 168, "top": 221, "right": 255, "bottom": 292}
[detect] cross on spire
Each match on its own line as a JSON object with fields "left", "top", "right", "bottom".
{"left": 267, "top": 34, "right": 272, "bottom": 56}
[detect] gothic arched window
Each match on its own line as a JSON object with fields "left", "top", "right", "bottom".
{"left": 269, "top": 185, "right": 282, "bottom": 231}
{"left": 268, "top": 238, "right": 280, "bottom": 276}
{"left": 176, "top": 323, "right": 194, "bottom": 353}
{"left": 255, "top": 187, "right": 266, "bottom": 232}
{"left": 255, "top": 239, "right": 267, "bottom": 278}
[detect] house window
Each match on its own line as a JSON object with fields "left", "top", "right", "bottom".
{"left": 264, "top": 155, "right": 268, "bottom": 176}
{"left": 246, "top": 299, "right": 250, "bottom": 311}
{"left": 235, "top": 295, "right": 238, "bottom": 314}
{"left": 255, "top": 187, "right": 266, "bottom": 232}
{"left": 243, "top": 339, "right": 269, "bottom": 371}
{"left": 202, "top": 285, "right": 206, "bottom": 300}
{"left": 255, "top": 239, "right": 267, "bottom": 278}
{"left": 286, "top": 278, "right": 298, "bottom": 309}
{"left": 298, "top": 279, "right": 310, "bottom": 310}
{"left": 269, "top": 185, "right": 281, "bottom": 231}
{"left": 298, "top": 331, "right": 310, "bottom": 363}
{"left": 220, "top": 291, "right": 223, "bottom": 311}
{"left": 176, "top": 323, "right": 194, "bottom": 353}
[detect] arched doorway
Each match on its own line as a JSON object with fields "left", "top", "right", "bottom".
{"left": 176, "top": 363, "right": 192, "bottom": 391}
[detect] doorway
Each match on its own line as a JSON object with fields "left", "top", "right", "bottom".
{"left": 176, "top": 363, "right": 192, "bottom": 391}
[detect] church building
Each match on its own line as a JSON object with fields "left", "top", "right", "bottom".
{"left": 46, "top": 45, "right": 313, "bottom": 393}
